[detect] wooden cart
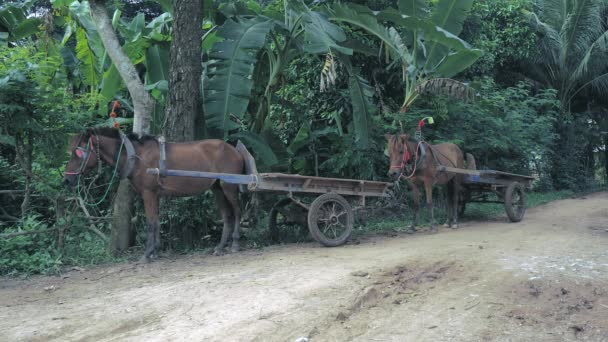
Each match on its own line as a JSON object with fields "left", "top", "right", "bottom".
{"left": 438, "top": 166, "right": 535, "bottom": 222}
{"left": 147, "top": 142, "right": 391, "bottom": 247}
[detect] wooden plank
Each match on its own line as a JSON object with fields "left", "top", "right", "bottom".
{"left": 438, "top": 166, "right": 535, "bottom": 180}
{"left": 146, "top": 168, "right": 258, "bottom": 185}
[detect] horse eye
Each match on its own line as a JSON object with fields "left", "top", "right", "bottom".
{"left": 399, "top": 150, "right": 404, "bottom": 154}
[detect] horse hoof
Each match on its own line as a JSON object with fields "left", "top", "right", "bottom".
{"left": 430, "top": 226, "right": 438, "bottom": 233}
{"left": 443, "top": 223, "right": 450, "bottom": 228}
{"left": 137, "top": 256, "right": 152, "bottom": 264}
{"left": 451, "top": 224, "right": 459, "bottom": 229}
{"left": 213, "top": 248, "right": 224, "bottom": 256}
{"left": 230, "top": 244, "right": 240, "bottom": 253}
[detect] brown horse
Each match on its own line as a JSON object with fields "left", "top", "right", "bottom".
{"left": 63, "top": 127, "right": 244, "bottom": 261}
{"left": 386, "top": 134, "right": 466, "bottom": 232}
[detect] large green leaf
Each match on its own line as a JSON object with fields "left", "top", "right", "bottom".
{"left": 375, "top": 8, "right": 473, "bottom": 52}
{"left": 68, "top": 1, "right": 104, "bottom": 69}
{"left": 75, "top": 27, "right": 99, "bottom": 89}
{"left": 0, "top": 1, "right": 39, "bottom": 43}
{"left": 287, "top": 122, "right": 311, "bottom": 155}
{"left": 425, "top": 0, "right": 474, "bottom": 69}
{"left": 11, "top": 17, "right": 41, "bottom": 40}
{"left": 203, "top": 17, "right": 273, "bottom": 137}
{"left": 287, "top": 0, "right": 351, "bottom": 55}
{"left": 345, "top": 66, "right": 375, "bottom": 149}
{"left": 100, "top": 64, "right": 122, "bottom": 104}
{"left": 432, "top": 49, "right": 483, "bottom": 78}
{"left": 399, "top": 0, "right": 428, "bottom": 18}
{"left": 145, "top": 43, "right": 169, "bottom": 85}
{"left": 325, "top": 3, "right": 410, "bottom": 64}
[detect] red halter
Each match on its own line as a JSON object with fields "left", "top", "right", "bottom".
{"left": 390, "top": 141, "right": 422, "bottom": 179}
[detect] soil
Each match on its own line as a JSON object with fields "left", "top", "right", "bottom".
{"left": 1, "top": 192, "right": 608, "bottom": 342}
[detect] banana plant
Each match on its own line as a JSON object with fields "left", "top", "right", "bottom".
{"left": 52, "top": 1, "right": 171, "bottom": 127}
{"left": 202, "top": 0, "right": 381, "bottom": 160}
{"left": 326, "top": 0, "right": 482, "bottom": 113}
{"left": 0, "top": 0, "right": 41, "bottom": 46}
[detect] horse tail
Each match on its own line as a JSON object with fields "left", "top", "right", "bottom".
{"left": 465, "top": 153, "right": 477, "bottom": 170}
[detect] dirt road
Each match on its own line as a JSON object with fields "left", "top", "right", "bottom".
{"left": 1, "top": 193, "right": 608, "bottom": 342}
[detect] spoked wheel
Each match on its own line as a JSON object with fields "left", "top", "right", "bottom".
{"left": 504, "top": 182, "right": 526, "bottom": 222}
{"left": 268, "top": 198, "right": 307, "bottom": 242}
{"left": 307, "top": 193, "right": 354, "bottom": 247}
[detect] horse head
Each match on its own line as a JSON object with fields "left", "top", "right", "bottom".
{"left": 63, "top": 130, "right": 101, "bottom": 189}
{"left": 385, "top": 133, "right": 417, "bottom": 181}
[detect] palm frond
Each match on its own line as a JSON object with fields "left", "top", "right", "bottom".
{"left": 571, "top": 30, "right": 608, "bottom": 82}
{"left": 560, "top": 0, "right": 602, "bottom": 64}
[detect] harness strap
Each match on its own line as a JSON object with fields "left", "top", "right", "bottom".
{"left": 158, "top": 135, "right": 167, "bottom": 177}
{"left": 118, "top": 130, "right": 137, "bottom": 179}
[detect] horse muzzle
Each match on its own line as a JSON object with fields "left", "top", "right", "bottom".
{"left": 62, "top": 175, "right": 77, "bottom": 190}
{"left": 388, "top": 169, "right": 401, "bottom": 181}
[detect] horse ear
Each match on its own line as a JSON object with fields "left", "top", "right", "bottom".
{"left": 385, "top": 134, "right": 394, "bottom": 141}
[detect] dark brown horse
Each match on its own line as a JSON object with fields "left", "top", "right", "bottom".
{"left": 63, "top": 127, "right": 244, "bottom": 261}
{"left": 386, "top": 134, "right": 466, "bottom": 232}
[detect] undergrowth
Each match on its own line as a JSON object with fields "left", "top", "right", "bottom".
{"left": 0, "top": 189, "right": 597, "bottom": 276}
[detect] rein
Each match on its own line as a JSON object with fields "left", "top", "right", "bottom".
{"left": 64, "top": 136, "right": 97, "bottom": 176}
{"left": 390, "top": 141, "right": 423, "bottom": 179}
{"left": 64, "top": 130, "right": 136, "bottom": 206}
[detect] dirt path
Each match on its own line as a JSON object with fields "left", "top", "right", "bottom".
{"left": 2, "top": 193, "right": 608, "bottom": 342}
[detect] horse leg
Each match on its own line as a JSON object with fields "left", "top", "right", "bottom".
{"left": 445, "top": 182, "right": 454, "bottom": 228}
{"left": 212, "top": 183, "right": 232, "bottom": 256}
{"left": 141, "top": 191, "right": 159, "bottom": 262}
{"left": 452, "top": 178, "right": 461, "bottom": 229}
{"left": 424, "top": 180, "right": 436, "bottom": 232}
{"left": 409, "top": 182, "right": 420, "bottom": 232}
{"left": 221, "top": 183, "right": 241, "bottom": 253}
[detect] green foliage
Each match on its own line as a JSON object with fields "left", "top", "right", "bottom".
{"left": 203, "top": 16, "right": 273, "bottom": 136}
{"left": 396, "top": 78, "right": 559, "bottom": 184}
{"left": 0, "top": 0, "right": 41, "bottom": 45}
{"left": 461, "top": 0, "right": 536, "bottom": 79}
{"left": 0, "top": 216, "right": 62, "bottom": 275}
{"left": 527, "top": 0, "right": 608, "bottom": 112}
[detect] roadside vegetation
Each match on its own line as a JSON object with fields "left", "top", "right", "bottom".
{"left": 1, "top": 0, "right": 607, "bottom": 275}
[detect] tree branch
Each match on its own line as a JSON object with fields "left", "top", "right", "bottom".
{"left": 89, "top": 0, "right": 153, "bottom": 135}
{"left": 76, "top": 197, "right": 109, "bottom": 242}
{"left": 0, "top": 228, "right": 57, "bottom": 239}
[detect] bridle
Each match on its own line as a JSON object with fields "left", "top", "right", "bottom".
{"left": 64, "top": 135, "right": 100, "bottom": 176}
{"left": 390, "top": 140, "right": 422, "bottom": 179}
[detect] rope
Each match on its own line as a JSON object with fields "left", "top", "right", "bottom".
{"left": 77, "top": 140, "right": 125, "bottom": 207}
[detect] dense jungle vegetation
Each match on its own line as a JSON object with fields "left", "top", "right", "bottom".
{"left": 1, "top": 0, "right": 607, "bottom": 275}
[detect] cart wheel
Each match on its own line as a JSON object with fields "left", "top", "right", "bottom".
{"left": 268, "top": 198, "right": 306, "bottom": 242}
{"left": 308, "top": 193, "right": 354, "bottom": 247}
{"left": 504, "top": 182, "right": 526, "bottom": 222}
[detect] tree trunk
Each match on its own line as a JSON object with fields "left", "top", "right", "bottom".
{"left": 163, "top": 0, "right": 203, "bottom": 142}
{"left": 90, "top": 0, "right": 154, "bottom": 253}
{"left": 15, "top": 132, "right": 32, "bottom": 220}
{"left": 161, "top": 0, "right": 204, "bottom": 249}
{"left": 110, "top": 180, "right": 135, "bottom": 254}
{"left": 89, "top": 0, "right": 154, "bottom": 136}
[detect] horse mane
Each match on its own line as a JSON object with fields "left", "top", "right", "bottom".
{"left": 84, "top": 127, "right": 157, "bottom": 143}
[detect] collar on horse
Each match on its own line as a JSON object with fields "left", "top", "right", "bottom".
{"left": 118, "top": 130, "right": 137, "bottom": 179}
